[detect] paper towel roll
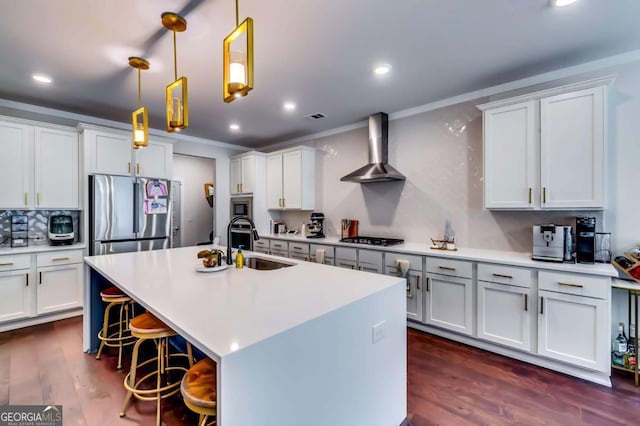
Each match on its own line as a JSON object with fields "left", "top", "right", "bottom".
{"left": 397, "top": 259, "right": 410, "bottom": 278}
{"left": 315, "top": 249, "right": 325, "bottom": 264}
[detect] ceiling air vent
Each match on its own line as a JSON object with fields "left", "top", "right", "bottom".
{"left": 305, "top": 112, "right": 327, "bottom": 120}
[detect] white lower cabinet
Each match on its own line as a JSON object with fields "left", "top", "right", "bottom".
{"left": 385, "top": 253, "right": 424, "bottom": 322}
{"left": 0, "top": 269, "right": 32, "bottom": 322}
{"left": 288, "top": 242, "right": 310, "bottom": 262}
{"left": 537, "top": 289, "right": 608, "bottom": 372}
{"left": 537, "top": 270, "right": 609, "bottom": 372}
{"left": 253, "top": 239, "right": 270, "bottom": 254}
{"left": 425, "top": 273, "right": 473, "bottom": 335}
{"left": 335, "top": 247, "right": 357, "bottom": 270}
{"left": 477, "top": 281, "right": 532, "bottom": 352}
{"left": 309, "top": 244, "right": 335, "bottom": 266}
{"left": 36, "top": 264, "right": 83, "bottom": 315}
{"left": 357, "top": 249, "right": 383, "bottom": 274}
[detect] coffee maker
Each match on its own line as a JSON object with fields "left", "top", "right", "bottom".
{"left": 576, "top": 216, "right": 596, "bottom": 264}
{"left": 306, "top": 212, "right": 325, "bottom": 239}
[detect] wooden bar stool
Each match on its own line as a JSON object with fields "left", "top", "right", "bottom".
{"left": 120, "top": 312, "right": 193, "bottom": 426}
{"left": 95, "top": 286, "right": 136, "bottom": 369}
{"left": 181, "top": 358, "right": 217, "bottom": 426}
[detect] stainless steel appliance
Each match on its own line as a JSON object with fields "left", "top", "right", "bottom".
{"left": 89, "top": 174, "right": 171, "bottom": 255}
{"left": 170, "top": 181, "right": 182, "bottom": 248}
{"left": 532, "top": 225, "right": 573, "bottom": 262}
{"left": 48, "top": 215, "right": 74, "bottom": 245}
{"left": 230, "top": 196, "right": 252, "bottom": 219}
{"left": 339, "top": 236, "right": 404, "bottom": 246}
{"left": 340, "top": 112, "right": 406, "bottom": 183}
{"left": 307, "top": 212, "right": 325, "bottom": 239}
{"left": 576, "top": 216, "right": 596, "bottom": 264}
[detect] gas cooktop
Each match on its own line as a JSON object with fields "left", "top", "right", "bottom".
{"left": 339, "top": 236, "right": 404, "bottom": 246}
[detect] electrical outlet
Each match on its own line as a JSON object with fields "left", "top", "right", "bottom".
{"left": 372, "top": 320, "right": 386, "bottom": 344}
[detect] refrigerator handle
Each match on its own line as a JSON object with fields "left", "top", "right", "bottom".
{"left": 133, "top": 180, "right": 139, "bottom": 234}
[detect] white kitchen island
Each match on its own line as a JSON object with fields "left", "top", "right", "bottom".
{"left": 83, "top": 246, "right": 407, "bottom": 426}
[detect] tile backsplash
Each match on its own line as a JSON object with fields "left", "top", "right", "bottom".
{"left": 0, "top": 210, "right": 81, "bottom": 247}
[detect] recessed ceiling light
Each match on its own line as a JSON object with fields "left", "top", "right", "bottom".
{"left": 229, "top": 123, "right": 240, "bottom": 131}
{"left": 373, "top": 64, "right": 392, "bottom": 76}
{"left": 32, "top": 74, "right": 52, "bottom": 84}
{"left": 551, "top": 0, "right": 577, "bottom": 6}
{"left": 283, "top": 102, "right": 296, "bottom": 111}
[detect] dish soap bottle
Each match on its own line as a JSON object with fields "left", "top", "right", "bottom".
{"left": 235, "top": 245, "right": 244, "bottom": 269}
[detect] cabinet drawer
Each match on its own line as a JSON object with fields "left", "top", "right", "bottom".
{"left": 538, "top": 270, "right": 608, "bottom": 299}
{"left": 358, "top": 249, "right": 382, "bottom": 266}
{"left": 269, "top": 240, "right": 288, "bottom": 250}
{"left": 335, "top": 247, "right": 357, "bottom": 262}
{"left": 269, "top": 249, "right": 288, "bottom": 258}
{"left": 385, "top": 252, "right": 422, "bottom": 272}
{"left": 0, "top": 254, "right": 31, "bottom": 271}
{"left": 478, "top": 263, "right": 533, "bottom": 288}
{"left": 36, "top": 249, "right": 83, "bottom": 267}
{"left": 253, "top": 239, "right": 269, "bottom": 250}
{"left": 310, "top": 244, "right": 334, "bottom": 259}
{"left": 426, "top": 258, "right": 472, "bottom": 279}
{"left": 289, "top": 242, "right": 309, "bottom": 255}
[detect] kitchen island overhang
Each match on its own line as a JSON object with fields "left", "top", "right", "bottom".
{"left": 84, "top": 246, "right": 407, "bottom": 426}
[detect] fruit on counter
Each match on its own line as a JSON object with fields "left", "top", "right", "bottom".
{"left": 198, "top": 249, "right": 225, "bottom": 267}
{"left": 198, "top": 249, "right": 214, "bottom": 258}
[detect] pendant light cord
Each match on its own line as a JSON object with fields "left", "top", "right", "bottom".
{"left": 137, "top": 68, "right": 142, "bottom": 108}
{"left": 173, "top": 30, "right": 178, "bottom": 80}
{"left": 235, "top": 0, "right": 239, "bottom": 26}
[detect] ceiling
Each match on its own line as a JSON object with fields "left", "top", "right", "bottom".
{"left": 2, "top": 0, "right": 640, "bottom": 148}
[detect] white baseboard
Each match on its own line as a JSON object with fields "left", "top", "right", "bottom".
{"left": 0, "top": 309, "right": 83, "bottom": 333}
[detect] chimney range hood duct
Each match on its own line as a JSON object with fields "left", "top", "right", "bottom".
{"left": 340, "top": 112, "right": 405, "bottom": 183}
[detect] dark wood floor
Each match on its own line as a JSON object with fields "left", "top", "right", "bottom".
{"left": 2, "top": 318, "right": 640, "bottom": 425}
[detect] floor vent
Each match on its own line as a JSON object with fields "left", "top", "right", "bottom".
{"left": 305, "top": 113, "right": 327, "bottom": 120}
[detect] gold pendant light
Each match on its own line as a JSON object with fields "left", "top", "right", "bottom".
{"left": 162, "top": 12, "right": 189, "bottom": 132}
{"left": 223, "top": 0, "right": 253, "bottom": 103}
{"left": 128, "top": 57, "right": 150, "bottom": 149}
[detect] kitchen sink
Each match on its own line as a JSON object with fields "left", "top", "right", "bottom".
{"left": 244, "top": 256, "right": 294, "bottom": 271}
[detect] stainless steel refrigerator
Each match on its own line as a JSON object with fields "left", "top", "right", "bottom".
{"left": 89, "top": 174, "right": 172, "bottom": 255}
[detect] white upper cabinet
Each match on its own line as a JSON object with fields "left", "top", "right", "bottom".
{"left": 0, "top": 121, "right": 33, "bottom": 208}
{"left": 83, "top": 126, "right": 173, "bottom": 179}
{"left": 266, "top": 146, "right": 315, "bottom": 210}
{"left": 34, "top": 127, "right": 79, "bottom": 209}
{"left": 135, "top": 140, "right": 172, "bottom": 179}
{"left": 540, "top": 87, "right": 604, "bottom": 209}
{"left": 479, "top": 77, "right": 611, "bottom": 210}
{"left": 230, "top": 153, "right": 259, "bottom": 194}
{"left": 0, "top": 120, "right": 79, "bottom": 209}
{"left": 86, "top": 129, "right": 132, "bottom": 176}
{"left": 483, "top": 101, "right": 538, "bottom": 209}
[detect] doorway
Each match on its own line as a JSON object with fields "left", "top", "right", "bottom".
{"left": 172, "top": 154, "right": 216, "bottom": 247}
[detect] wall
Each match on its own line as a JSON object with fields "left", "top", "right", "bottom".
{"left": 172, "top": 154, "right": 216, "bottom": 246}
{"left": 278, "top": 62, "right": 640, "bottom": 254}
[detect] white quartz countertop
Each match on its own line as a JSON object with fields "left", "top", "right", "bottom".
{"left": 263, "top": 234, "right": 618, "bottom": 277}
{"left": 0, "top": 242, "right": 86, "bottom": 255}
{"left": 84, "top": 246, "right": 403, "bottom": 359}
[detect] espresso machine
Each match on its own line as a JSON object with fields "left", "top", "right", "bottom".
{"left": 306, "top": 212, "right": 325, "bottom": 239}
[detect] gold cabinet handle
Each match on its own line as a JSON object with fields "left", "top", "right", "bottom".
{"left": 52, "top": 257, "right": 70, "bottom": 261}
{"left": 492, "top": 273, "right": 513, "bottom": 279}
{"left": 524, "top": 293, "right": 528, "bottom": 311}
{"left": 558, "top": 281, "right": 583, "bottom": 288}
{"left": 543, "top": 187, "right": 547, "bottom": 204}
{"left": 128, "top": 162, "right": 131, "bottom": 174}
{"left": 136, "top": 163, "right": 140, "bottom": 175}
{"left": 36, "top": 192, "right": 40, "bottom": 206}
{"left": 240, "top": 183, "right": 243, "bottom": 192}
{"left": 528, "top": 187, "right": 532, "bottom": 204}
{"left": 439, "top": 266, "right": 455, "bottom": 271}
{"left": 24, "top": 192, "right": 28, "bottom": 206}
{"left": 0, "top": 262, "right": 15, "bottom": 266}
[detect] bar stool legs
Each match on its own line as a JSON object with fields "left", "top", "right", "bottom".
{"left": 120, "top": 313, "right": 193, "bottom": 426}
{"left": 96, "top": 286, "right": 137, "bottom": 369}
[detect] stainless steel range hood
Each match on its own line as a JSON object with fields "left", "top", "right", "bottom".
{"left": 340, "top": 112, "right": 405, "bottom": 183}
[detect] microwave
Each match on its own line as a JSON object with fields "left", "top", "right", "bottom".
{"left": 230, "top": 196, "right": 253, "bottom": 219}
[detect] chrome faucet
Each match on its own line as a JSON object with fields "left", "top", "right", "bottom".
{"left": 227, "top": 216, "right": 260, "bottom": 265}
